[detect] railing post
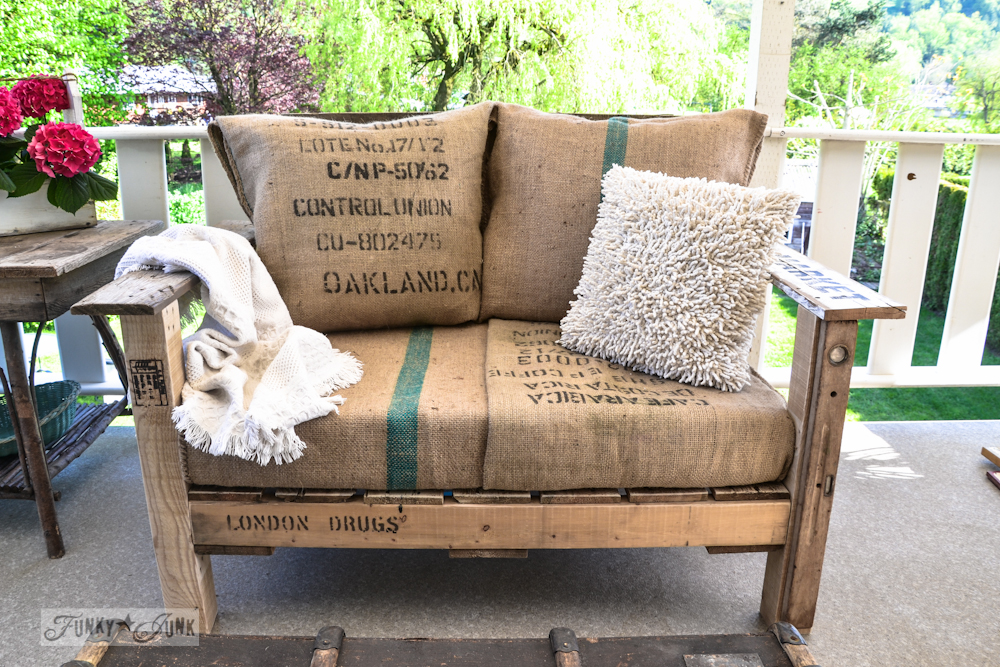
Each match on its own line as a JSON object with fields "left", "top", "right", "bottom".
{"left": 867, "top": 142, "right": 944, "bottom": 376}
{"left": 938, "top": 145, "right": 1000, "bottom": 368}
{"left": 807, "top": 141, "right": 866, "bottom": 276}
{"left": 117, "top": 140, "right": 170, "bottom": 225}
{"left": 200, "top": 139, "right": 249, "bottom": 227}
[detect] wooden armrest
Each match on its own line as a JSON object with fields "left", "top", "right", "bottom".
{"left": 71, "top": 269, "right": 199, "bottom": 316}
{"left": 769, "top": 245, "right": 905, "bottom": 321}
{"left": 215, "top": 220, "right": 255, "bottom": 246}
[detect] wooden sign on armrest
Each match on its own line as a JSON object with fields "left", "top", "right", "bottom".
{"left": 769, "top": 246, "right": 906, "bottom": 321}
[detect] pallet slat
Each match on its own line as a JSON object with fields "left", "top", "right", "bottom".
{"left": 452, "top": 490, "right": 532, "bottom": 504}
{"left": 711, "top": 483, "right": 790, "bottom": 502}
{"left": 626, "top": 488, "right": 709, "bottom": 503}
{"left": 539, "top": 489, "right": 622, "bottom": 504}
{"left": 364, "top": 490, "right": 445, "bottom": 505}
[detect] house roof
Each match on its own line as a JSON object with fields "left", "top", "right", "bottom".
{"left": 123, "top": 65, "right": 216, "bottom": 94}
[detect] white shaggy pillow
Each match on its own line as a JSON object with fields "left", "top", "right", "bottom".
{"left": 559, "top": 166, "right": 800, "bottom": 392}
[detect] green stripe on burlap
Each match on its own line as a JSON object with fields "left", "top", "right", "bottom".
{"left": 386, "top": 327, "right": 433, "bottom": 490}
{"left": 601, "top": 116, "right": 630, "bottom": 184}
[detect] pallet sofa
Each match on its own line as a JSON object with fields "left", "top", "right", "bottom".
{"left": 74, "top": 103, "right": 905, "bottom": 634}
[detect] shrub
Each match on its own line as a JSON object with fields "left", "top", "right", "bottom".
{"left": 877, "top": 168, "right": 1000, "bottom": 354}
{"left": 168, "top": 183, "right": 205, "bottom": 225}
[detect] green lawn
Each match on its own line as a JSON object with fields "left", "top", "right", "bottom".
{"left": 765, "top": 287, "right": 1000, "bottom": 421}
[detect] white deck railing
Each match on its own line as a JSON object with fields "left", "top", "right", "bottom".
{"left": 30, "top": 124, "right": 1000, "bottom": 394}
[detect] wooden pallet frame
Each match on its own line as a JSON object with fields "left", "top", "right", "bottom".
{"left": 74, "top": 218, "right": 903, "bottom": 635}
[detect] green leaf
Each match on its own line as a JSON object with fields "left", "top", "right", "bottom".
{"left": 6, "top": 161, "right": 48, "bottom": 197}
{"left": 47, "top": 175, "right": 91, "bottom": 214}
{"left": 86, "top": 171, "right": 118, "bottom": 201}
{"left": 0, "top": 169, "right": 15, "bottom": 193}
{"left": 23, "top": 124, "right": 40, "bottom": 143}
{"left": 0, "top": 137, "right": 26, "bottom": 163}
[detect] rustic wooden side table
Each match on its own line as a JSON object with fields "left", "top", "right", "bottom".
{"left": 0, "top": 219, "right": 164, "bottom": 558}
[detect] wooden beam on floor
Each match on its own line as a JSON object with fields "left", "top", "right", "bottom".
{"left": 982, "top": 447, "right": 1000, "bottom": 467}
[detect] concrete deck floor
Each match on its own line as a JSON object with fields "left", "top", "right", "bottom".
{"left": 1, "top": 421, "right": 998, "bottom": 667}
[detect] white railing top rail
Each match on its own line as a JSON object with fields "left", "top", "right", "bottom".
{"left": 79, "top": 123, "right": 1000, "bottom": 146}
{"left": 766, "top": 127, "right": 1000, "bottom": 145}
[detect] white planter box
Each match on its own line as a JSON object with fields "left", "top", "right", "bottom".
{"left": 0, "top": 181, "right": 97, "bottom": 237}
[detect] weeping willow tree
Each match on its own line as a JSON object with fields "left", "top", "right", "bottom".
{"left": 301, "top": 0, "right": 741, "bottom": 114}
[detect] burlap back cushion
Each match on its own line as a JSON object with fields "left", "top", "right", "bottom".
{"left": 482, "top": 319, "right": 794, "bottom": 491}
{"left": 185, "top": 323, "right": 488, "bottom": 490}
{"left": 209, "top": 103, "right": 494, "bottom": 332}
{"left": 560, "top": 167, "right": 800, "bottom": 392}
{"left": 480, "top": 104, "right": 768, "bottom": 323}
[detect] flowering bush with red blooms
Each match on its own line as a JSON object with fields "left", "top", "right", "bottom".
{"left": 0, "top": 88, "right": 22, "bottom": 137}
{"left": 1, "top": 76, "right": 117, "bottom": 214}
{"left": 12, "top": 78, "right": 70, "bottom": 119}
{"left": 27, "top": 123, "right": 102, "bottom": 178}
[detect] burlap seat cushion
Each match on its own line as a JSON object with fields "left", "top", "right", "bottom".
{"left": 482, "top": 320, "right": 795, "bottom": 491}
{"left": 479, "top": 104, "right": 768, "bottom": 323}
{"left": 209, "top": 103, "right": 494, "bottom": 332}
{"left": 185, "top": 323, "right": 488, "bottom": 490}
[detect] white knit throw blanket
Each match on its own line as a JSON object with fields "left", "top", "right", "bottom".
{"left": 116, "top": 226, "right": 363, "bottom": 465}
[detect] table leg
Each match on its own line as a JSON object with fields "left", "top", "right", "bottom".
{"left": 0, "top": 321, "right": 65, "bottom": 558}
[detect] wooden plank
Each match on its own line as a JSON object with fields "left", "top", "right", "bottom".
{"left": 540, "top": 489, "right": 622, "bottom": 504}
{"left": 626, "top": 488, "right": 709, "bottom": 503}
{"left": 193, "top": 545, "right": 275, "bottom": 556}
{"left": 189, "top": 497, "right": 790, "bottom": 550}
{"left": 711, "top": 483, "right": 790, "bottom": 502}
{"left": 188, "top": 487, "right": 263, "bottom": 503}
{"left": 808, "top": 140, "right": 866, "bottom": 275}
{"left": 706, "top": 545, "right": 781, "bottom": 554}
{"left": 449, "top": 549, "right": 528, "bottom": 558}
{"left": 770, "top": 246, "right": 906, "bottom": 321}
{"left": 761, "top": 316, "right": 858, "bottom": 630}
{"left": 868, "top": 142, "right": 945, "bottom": 375}
{"left": 761, "top": 308, "right": 820, "bottom": 625}
{"left": 988, "top": 471, "right": 1000, "bottom": 491}
{"left": 452, "top": 489, "right": 532, "bottom": 504}
{"left": 118, "top": 140, "right": 170, "bottom": 225}
{"left": 37, "top": 249, "right": 124, "bottom": 320}
{"left": 0, "top": 219, "right": 164, "bottom": 278}
{"left": 939, "top": 145, "right": 1000, "bottom": 367}
{"left": 364, "top": 490, "right": 445, "bottom": 505}
{"left": 302, "top": 490, "right": 356, "bottom": 503}
{"left": 72, "top": 269, "right": 199, "bottom": 316}
{"left": 982, "top": 447, "right": 1000, "bottom": 467}
{"left": 122, "top": 302, "right": 217, "bottom": 632}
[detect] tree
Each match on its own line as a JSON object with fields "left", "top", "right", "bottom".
{"left": 301, "top": 0, "right": 737, "bottom": 115}
{"left": 0, "top": 0, "right": 131, "bottom": 125}
{"left": 956, "top": 48, "right": 1000, "bottom": 130}
{"left": 125, "top": 0, "right": 319, "bottom": 115}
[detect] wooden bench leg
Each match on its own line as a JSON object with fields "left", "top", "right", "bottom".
{"left": 761, "top": 308, "right": 857, "bottom": 631}
{"left": 122, "top": 302, "right": 217, "bottom": 632}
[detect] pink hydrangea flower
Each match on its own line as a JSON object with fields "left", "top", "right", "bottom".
{"left": 12, "top": 77, "right": 70, "bottom": 119}
{"left": 27, "top": 122, "right": 101, "bottom": 178}
{"left": 0, "top": 87, "right": 22, "bottom": 136}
